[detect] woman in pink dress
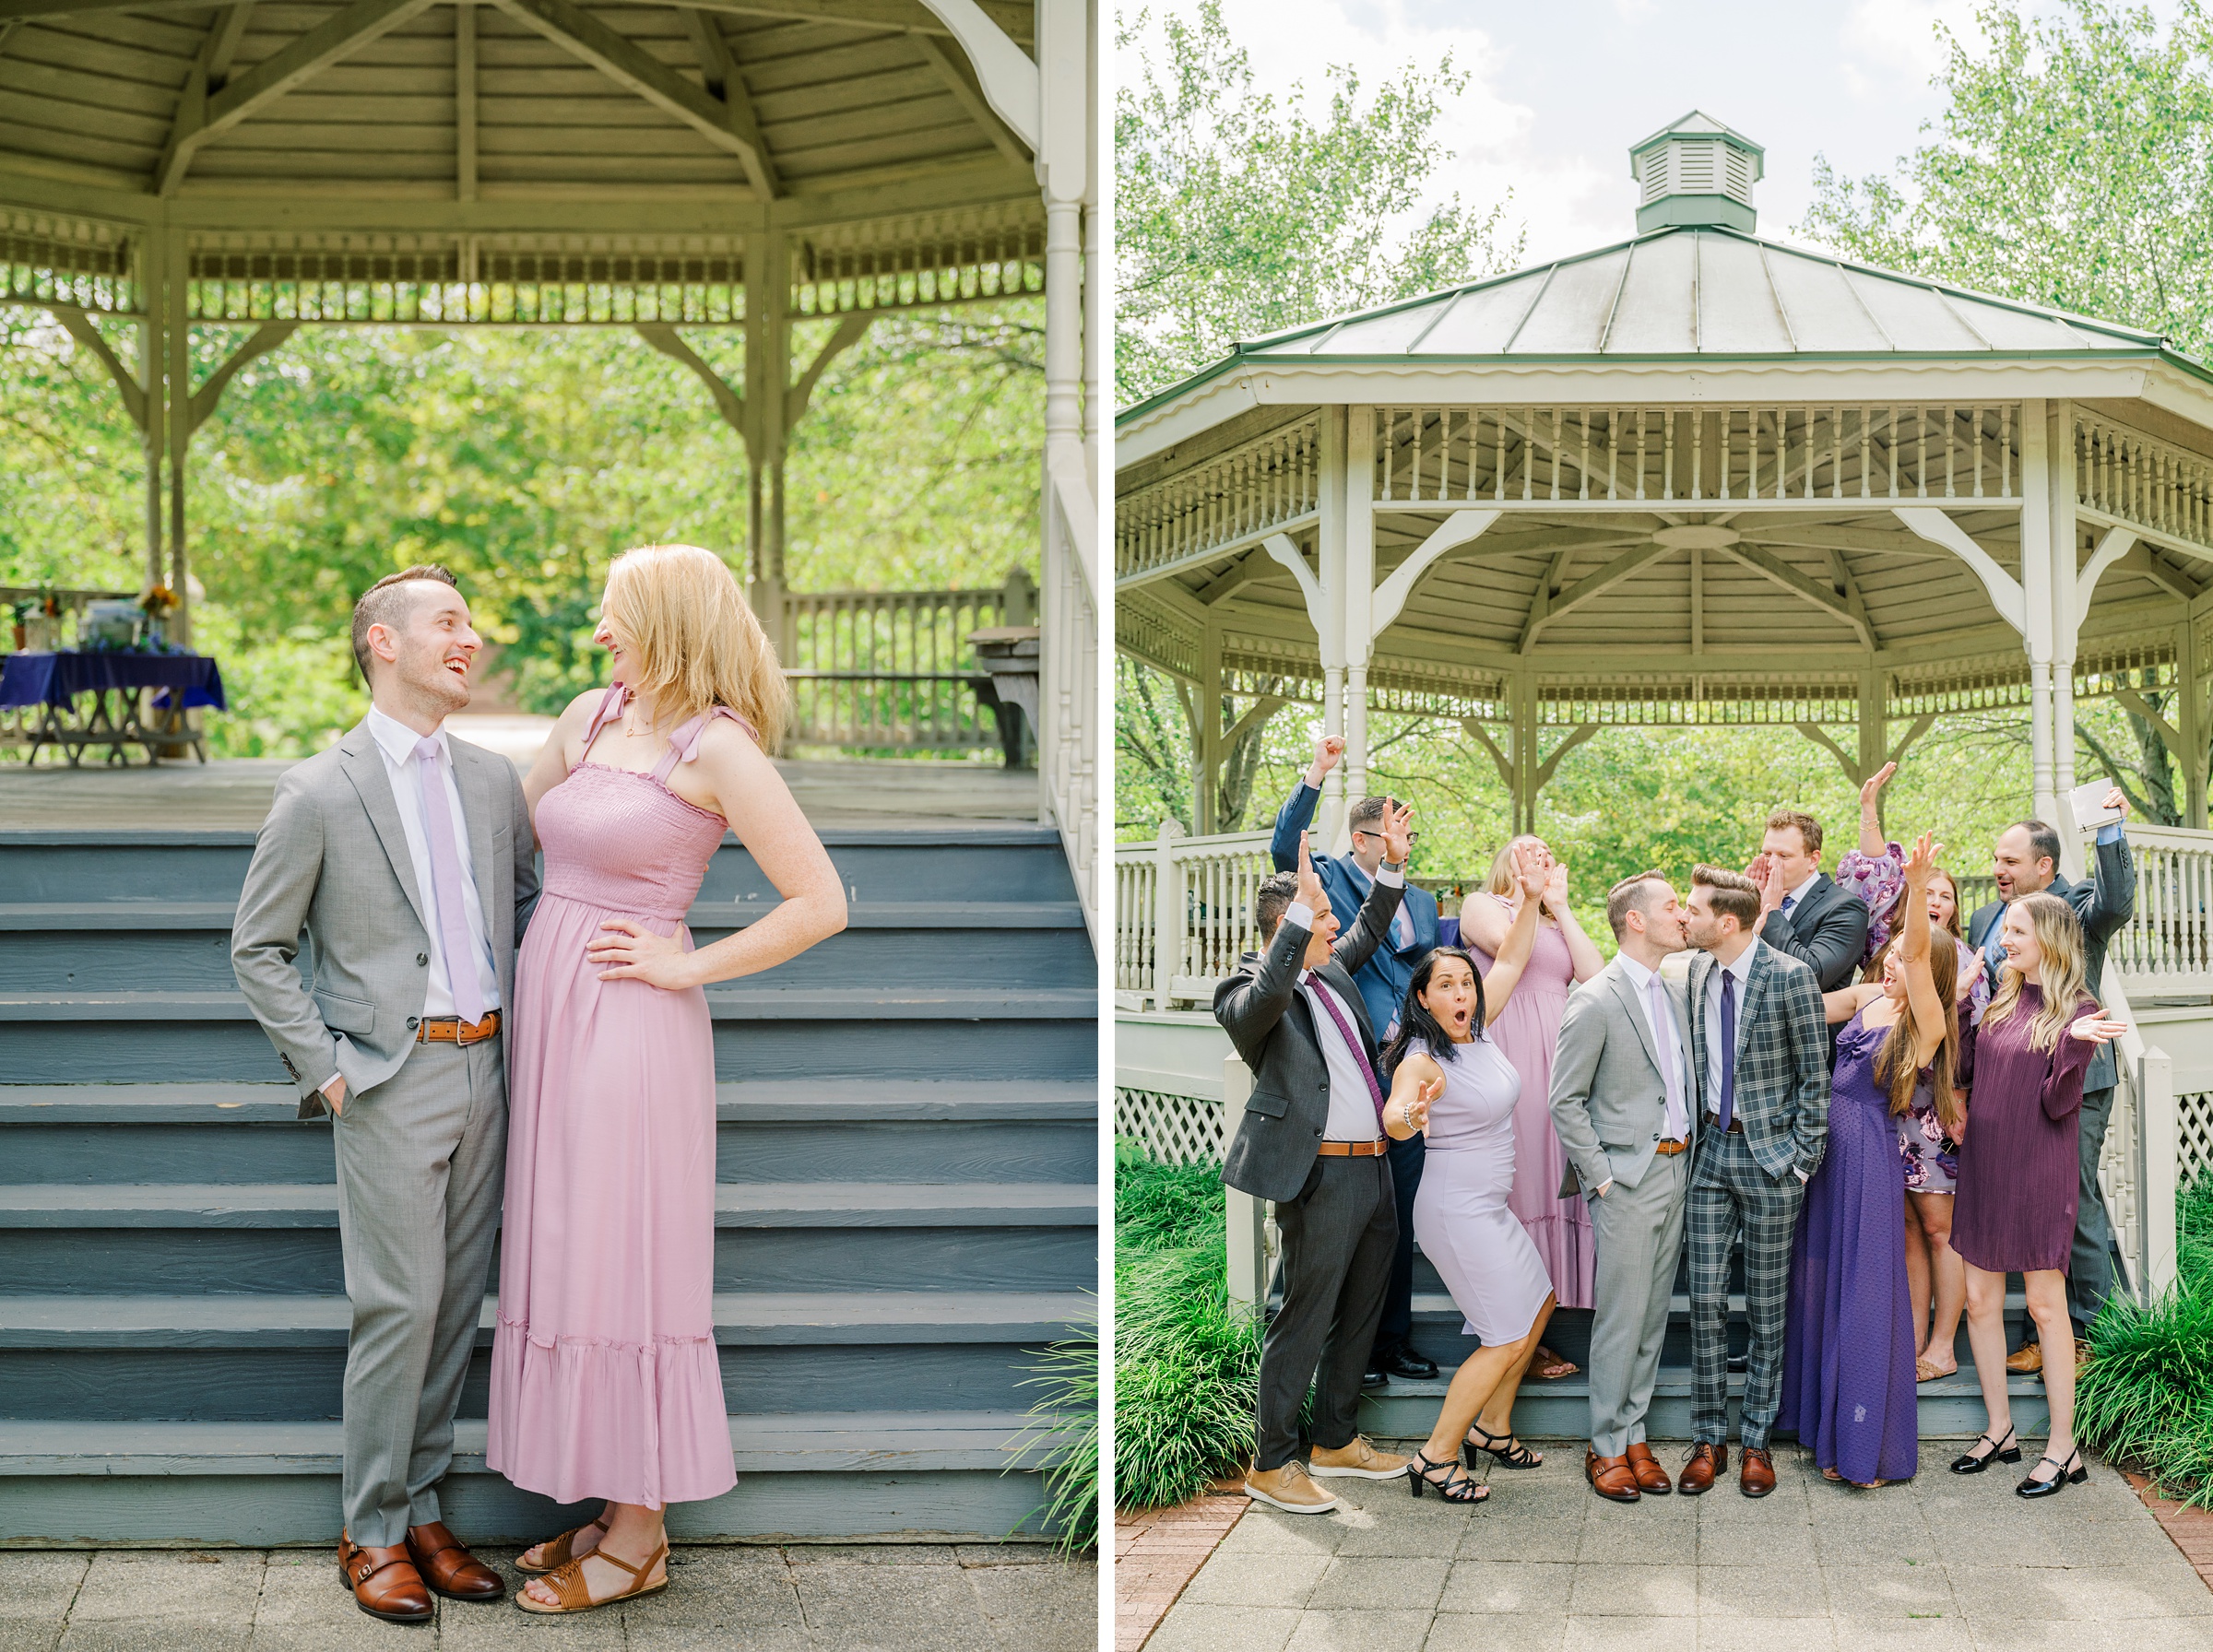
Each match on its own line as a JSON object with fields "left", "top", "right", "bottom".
{"left": 489, "top": 546, "right": 846, "bottom": 1614}
{"left": 1458, "top": 838, "right": 1603, "bottom": 1378}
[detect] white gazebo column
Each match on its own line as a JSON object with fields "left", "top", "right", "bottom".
{"left": 743, "top": 224, "right": 790, "bottom": 651}
{"left": 2048, "top": 398, "right": 2082, "bottom": 815}
{"left": 1314, "top": 407, "right": 1350, "bottom": 846}
{"left": 2020, "top": 397, "right": 2060, "bottom": 824}
{"left": 138, "top": 225, "right": 165, "bottom": 597}
{"left": 2181, "top": 616, "right": 2208, "bottom": 830}
{"left": 1857, "top": 668, "right": 1886, "bottom": 804}
{"left": 1194, "top": 622, "right": 1224, "bottom": 835}
{"left": 164, "top": 230, "right": 190, "bottom": 646}
{"left": 1342, "top": 404, "right": 1376, "bottom": 816}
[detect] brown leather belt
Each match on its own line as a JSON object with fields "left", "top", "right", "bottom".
{"left": 1723, "top": 1115, "right": 1745, "bottom": 1134}
{"left": 1653, "top": 1139, "right": 1688, "bottom": 1157}
{"left": 418, "top": 1011, "right": 501, "bottom": 1045}
{"left": 1317, "top": 1139, "right": 1389, "bottom": 1158}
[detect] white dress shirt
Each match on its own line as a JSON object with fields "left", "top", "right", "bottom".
{"left": 1779, "top": 870, "right": 1820, "bottom": 921}
{"left": 1699, "top": 938, "right": 1761, "bottom": 1120}
{"left": 1284, "top": 867, "right": 1402, "bottom": 1142}
{"left": 1616, "top": 952, "right": 1690, "bottom": 1143}
{"left": 363, "top": 705, "right": 502, "bottom": 1019}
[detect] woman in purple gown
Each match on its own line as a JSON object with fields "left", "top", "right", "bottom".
{"left": 1949, "top": 892, "right": 2125, "bottom": 1498}
{"left": 1781, "top": 834, "right": 1964, "bottom": 1488}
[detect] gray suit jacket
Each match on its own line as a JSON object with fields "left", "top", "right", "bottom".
{"left": 1214, "top": 871, "right": 1404, "bottom": 1204}
{"left": 1548, "top": 957, "right": 1698, "bottom": 1198}
{"left": 1686, "top": 942, "right": 1830, "bottom": 1181}
{"left": 231, "top": 721, "right": 539, "bottom": 1119}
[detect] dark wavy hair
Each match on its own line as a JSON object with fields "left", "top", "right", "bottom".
{"left": 1381, "top": 947, "right": 1486, "bottom": 1076}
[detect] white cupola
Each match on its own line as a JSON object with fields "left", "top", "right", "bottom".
{"left": 1627, "top": 111, "right": 1764, "bottom": 233}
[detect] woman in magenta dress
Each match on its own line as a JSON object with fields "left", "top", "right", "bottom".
{"left": 1459, "top": 838, "right": 1603, "bottom": 1378}
{"left": 1782, "top": 834, "right": 1963, "bottom": 1488}
{"left": 489, "top": 546, "right": 846, "bottom": 1613}
{"left": 1949, "top": 892, "right": 2124, "bottom": 1498}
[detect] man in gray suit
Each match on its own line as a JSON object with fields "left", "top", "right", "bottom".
{"left": 1217, "top": 815, "right": 1414, "bottom": 1515}
{"left": 232, "top": 566, "right": 537, "bottom": 1624}
{"left": 1679, "top": 865, "right": 1829, "bottom": 1500}
{"left": 1549, "top": 871, "right": 1695, "bottom": 1504}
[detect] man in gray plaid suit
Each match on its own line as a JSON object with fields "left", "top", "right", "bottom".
{"left": 1677, "top": 865, "right": 1830, "bottom": 1498}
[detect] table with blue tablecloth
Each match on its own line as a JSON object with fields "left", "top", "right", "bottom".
{"left": 0, "top": 651, "right": 225, "bottom": 764}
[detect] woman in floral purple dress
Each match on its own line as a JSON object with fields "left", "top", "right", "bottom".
{"left": 1832, "top": 761, "right": 1985, "bottom": 1379}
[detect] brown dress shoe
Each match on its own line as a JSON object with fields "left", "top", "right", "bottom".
{"left": 407, "top": 1521, "right": 504, "bottom": 1600}
{"left": 1740, "top": 1445, "right": 1777, "bottom": 1497}
{"left": 337, "top": 1533, "right": 433, "bottom": 1623}
{"left": 1625, "top": 1441, "right": 1674, "bottom": 1494}
{"left": 1677, "top": 1442, "right": 1726, "bottom": 1495}
{"left": 2006, "top": 1340, "right": 2044, "bottom": 1375}
{"left": 1586, "top": 1448, "right": 1639, "bottom": 1503}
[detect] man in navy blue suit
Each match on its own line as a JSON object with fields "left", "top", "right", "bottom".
{"left": 1271, "top": 735, "right": 1443, "bottom": 1385}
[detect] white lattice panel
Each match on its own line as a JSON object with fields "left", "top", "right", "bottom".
{"left": 2179, "top": 1091, "right": 2213, "bottom": 1187}
{"left": 1116, "top": 1088, "right": 1227, "bottom": 1166}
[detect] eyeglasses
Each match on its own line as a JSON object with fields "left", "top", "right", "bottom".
{"left": 1354, "top": 829, "right": 1419, "bottom": 844}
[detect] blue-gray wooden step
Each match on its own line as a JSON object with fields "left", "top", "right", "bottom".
{"left": 0, "top": 1413, "right": 1064, "bottom": 1546}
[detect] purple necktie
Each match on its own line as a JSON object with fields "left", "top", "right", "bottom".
{"left": 1308, "top": 976, "right": 1388, "bottom": 1129}
{"left": 1716, "top": 969, "right": 1738, "bottom": 1134}
{"left": 414, "top": 738, "right": 485, "bottom": 1025}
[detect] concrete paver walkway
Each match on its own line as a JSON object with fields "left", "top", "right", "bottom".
{"left": 1140, "top": 1441, "right": 2213, "bottom": 1652}
{"left": 0, "top": 1542, "right": 1095, "bottom": 1652}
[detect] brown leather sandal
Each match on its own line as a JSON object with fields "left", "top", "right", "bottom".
{"left": 515, "top": 1515, "right": 609, "bottom": 1577}
{"left": 515, "top": 1539, "right": 669, "bottom": 1615}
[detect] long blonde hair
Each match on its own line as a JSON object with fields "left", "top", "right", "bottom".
{"left": 601, "top": 544, "right": 788, "bottom": 751}
{"left": 1873, "top": 936, "right": 1962, "bottom": 1134}
{"left": 1485, "top": 835, "right": 1544, "bottom": 899}
{"left": 1983, "top": 891, "right": 2090, "bottom": 1053}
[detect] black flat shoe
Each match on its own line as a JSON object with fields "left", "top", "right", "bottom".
{"left": 1361, "top": 1365, "right": 1389, "bottom": 1390}
{"left": 2018, "top": 1449, "right": 2087, "bottom": 1498}
{"left": 1950, "top": 1428, "right": 2021, "bottom": 1474}
{"left": 1381, "top": 1348, "right": 1438, "bottom": 1381}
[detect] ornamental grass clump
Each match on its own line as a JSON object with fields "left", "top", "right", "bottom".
{"left": 2077, "top": 1180, "right": 2213, "bottom": 1506}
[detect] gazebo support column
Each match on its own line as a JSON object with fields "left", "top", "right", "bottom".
{"left": 1193, "top": 623, "right": 1222, "bottom": 835}
{"left": 1342, "top": 403, "right": 1375, "bottom": 818}
{"left": 2020, "top": 397, "right": 2061, "bottom": 826}
{"left": 140, "top": 229, "right": 165, "bottom": 601}
{"left": 1313, "top": 407, "right": 1350, "bottom": 845}
{"left": 164, "top": 230, "right": 189, "bottom": 645}
{"left": 2182, "top": 615, "right": 2208, "bottom": 830}
{"left": 2049, "top": 398, "right": 2082, "bottom": 817}
{"left": 744, "top": 226, "right": 790, "bottom": 652}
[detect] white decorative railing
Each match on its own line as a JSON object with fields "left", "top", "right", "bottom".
{"left": 1115, "top": 824, "right": 1275, "bottom": 1007}
{"left": 1040, "top": 467, "right": 1097, "bottom": 936}
{"left": 779, "top": 579, "right": 1026, "bottom": 753}
{"left": 2074, "top": 411, "right": 2213, "bottom": 552}
{"left": 2101, "top": 824, "right": 2213, "bottom": 999}
{"left": 1371, "top": 403, "right": 2022, "bottom": 506}
{"left": 1115, "top": 416, "right": 1320, "bottom": 585}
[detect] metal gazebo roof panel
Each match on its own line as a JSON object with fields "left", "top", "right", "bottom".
{"left": 1762, "top": 254, "right": 1890, "bottom": 352}
{"left": 1587, "top": 231, "right": 1694, "bottom": 353}
{"left": 1690, "top": 232, "right": 1793, "bottom": 353}
{"left": 1505, "top": 247, "right": 1625, "bottom": 355}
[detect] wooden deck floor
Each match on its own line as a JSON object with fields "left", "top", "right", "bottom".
{"left": 0, "top": 723, "right": 1044, "bottom": 833}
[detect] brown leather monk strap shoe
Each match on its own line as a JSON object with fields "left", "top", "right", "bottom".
{"left": 1625, "top": 1441, "right": 1674, "bottom": 1494}
{"left": 337, "top": 1533, "right": 433, "bottom": 1623}
{"left": 407, "top": 1521, "right": 504, "bottom": 1600}
{"left": 1586, "top": 1448, "right": 1639, "bottom": 1503}
{"left": 1677, "top": 1441, "right": 1726, "bottom": 1495}
{"left": 1740, "top": 1445, "right": 1777, "bottom": 1498}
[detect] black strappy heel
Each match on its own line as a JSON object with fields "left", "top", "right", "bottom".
{"left": 1464, "top": 1422, "right": 1543, "bottom": 1470}
{"left": 1949, "top": 1426, "right": 2021, "bottom": 1474}
{"left": 2018, "top": 1448, "right": 2087, "bottom": 1499}
{"left": 1409, "top": 1448, "right": 1488, "bottom": 1504}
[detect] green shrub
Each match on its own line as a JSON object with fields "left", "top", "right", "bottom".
{"left": 2078, "top": 1180, "right": 2213, "bottom": 1505}
{"left": 1115, "top": 1139, "right": 1225, "bottom": 1252}
{"left": 1115, "top": 1241, "right": 1262, "bottom": 1512}
{"left": 1010, "top": 1321, "right": 1099, "bottom": 1554}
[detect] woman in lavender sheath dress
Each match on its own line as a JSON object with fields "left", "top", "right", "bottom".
{"left": 1832, "top": 761, "right": 1987, "bottom": 1381}
{"left": 489, "top": 547, "right": 846, "bottom": 1613}
{"left": 1949, "top": 893, "right": 2124, "bottom": 1497}
{"left": 1458, "top": 839, "right": 1603, "bottom": 1380}
{"left": 1781, "top": 834, "right": 1964, "bottom": 1488}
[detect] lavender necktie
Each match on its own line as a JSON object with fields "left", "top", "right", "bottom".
{"left": 1308, "top": 977, "right": 1388, "bottom": 1130}
{"left": 414, "top": 738, "right": 485, "bottom": 1025}
{"left": 1716, "top": 969, "right": 1738, "bottom": 1134}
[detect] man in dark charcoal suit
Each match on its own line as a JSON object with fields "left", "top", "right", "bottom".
{"left": 1270, "top": 735, "right": 1442, "bottom": 1387}
{"left": 1965, "top": 798, "right": 2136, "bottom": 1373}
{"left": 1749, "top": 808, "right": 1870, "bottom": 996}
{"left": 1217, "top": 806, "right": 1416, "bottom": 1515}
{"left": 1679, "top": 865, "right": 1830, "bottom": 1500}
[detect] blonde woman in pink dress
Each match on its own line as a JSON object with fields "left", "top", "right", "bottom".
{"left": 489, "top": 546, "right": 846, "bottom": 1615}
{"left": 1459, "top": 839, "right": 1604, "bottom": 1378}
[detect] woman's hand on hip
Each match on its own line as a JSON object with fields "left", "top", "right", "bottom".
{"left": 588, "top": 917, "right": 699, "bottom": 989}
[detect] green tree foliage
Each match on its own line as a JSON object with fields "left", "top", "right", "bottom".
{"left": 1801, "top": 0, "right": 2213, "bottom": 819}
{"left": 1115, "top": 0, "right": 1523, "bottom": 407}
{"left": 1, "top": 305, "right": 1039, "bottom": 755}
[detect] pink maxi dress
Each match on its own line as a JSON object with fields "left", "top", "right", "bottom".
{"left": 1471, "top": 894, "right": 1594, "bottom": 1310}
{"left": 487, "top": 686, "right": 742, "bottom": 1508}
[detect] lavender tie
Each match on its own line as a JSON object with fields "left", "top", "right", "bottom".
{"left": 1716, "top": 970, "right": 1738, "bottom": 1134}
{"left": 414, "top": 738, "right": 485, "bottom": 1025}
{"left": 1308, "top": 977, "right": 1388, "bottom": 1130}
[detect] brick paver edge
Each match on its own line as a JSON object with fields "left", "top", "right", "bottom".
{"left": 1113, "top": 1488, "right": 1249, "bottom": 1652}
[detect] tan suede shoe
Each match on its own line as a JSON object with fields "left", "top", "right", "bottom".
{"left": 1309, "top": 1435, "right": 1411, "bottom": 1480}
{"left": 1243, "top": 1461, "right": 1341, "bottom": 1514}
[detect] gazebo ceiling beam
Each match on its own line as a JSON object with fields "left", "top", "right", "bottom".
{"left": 1717, "top": 543, "right": 1876, "bottom": 649}
{"left": 1520, "top": 543, "right": 1673, "bottom": 654}
{"left": 1193, "top": 549, "right": 1278, "bottom": 608}
{"left": 914, "top": 32, "right": 1028, "bottom": 164}
{"left": 2104, "top": 544, "right": 2200, "bottom": 602}
{"left": 159, "top": 0, "right": 433, "bottom": 195}
{"left": 491, "top": 0, "right": 771, "bottom": 191}
{"left": 675, "top": 6, "right": 777, "bottom": 197}
{"left": 1892, "top": 507, "right": 2029, "bottom": 635}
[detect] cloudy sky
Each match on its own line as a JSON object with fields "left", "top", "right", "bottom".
{"left": 1118, "top": 0, "right": 2179, "bottom": 266}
